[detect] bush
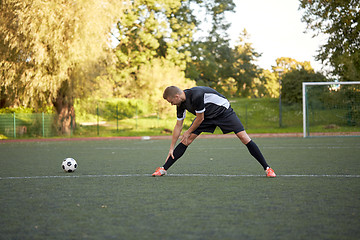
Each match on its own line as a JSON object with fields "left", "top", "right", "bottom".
{"left": 0, "top": 107, "right": 34, "bottom": 113}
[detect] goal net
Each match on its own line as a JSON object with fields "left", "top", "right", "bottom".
{"left": 302, "top": 81, "right": 360, "bottom": 137}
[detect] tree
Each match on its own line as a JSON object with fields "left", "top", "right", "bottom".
{"left": 258, "top": 70, "right": 279, "bottom": 98}
{"left": 231, "top": 29, "right": 263, "bottom": 97}
{"left": 111, "top": 0, "right": 195, "bottom": 98}
{"left": 185, "top": 0, "right": 235, "bottom": 90}
{"left": 281, "top": 69, "right": 327, "bottom": 104}
{"left": 0, "top": 0, "right": 124, "bottom": 133}
{"left": 272, "top": 57, "right": 313, "bottom": 73}
{"left": 186, "top": 40, "right": 233, "bottom": 89}
{"left": 134, "top": 58, "right": 195, "bottom": 116}
{"left": 272, "top": 57, "right": 327, "bottom": 103}
{"left": 299, "top": 0, "right": 360, "bottom": 80}
{"left": 111, "top": 0, "right": 235, "bottom": 105}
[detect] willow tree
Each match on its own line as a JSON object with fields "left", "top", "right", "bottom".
{"left": 0, "top": 0, "right": 125, "bottom": 133}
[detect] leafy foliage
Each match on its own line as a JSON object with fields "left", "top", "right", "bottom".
{"left": 74, "top": 98, "right": 146, "bottom": 123}
{"left": 0, "top": 0, "right": 123, "bottom": 108}
{"left": 1, "top": 0, "right": 341, "bottom": 137}
{"left": 0, "top": 0, "right": 124, "bottom": 132}
{"left": 132, "top": 58, "right": 195, "bottom": 115}
{"left": 299, "top": 0, "right": 360, "bottom": 80}
{"left": 185, "top": 0, "right": 235, "bottom": 91}
{"left": 270, "top": 57, "right": 327, "bottom": 104}
{"left": 258, "top": 70, "right": 279, "bottom": 98}
{"left": 110, "top": 0, "right": 196, "bottom": 109}
{"left": 273, "top": 57, "right": 313, "bottom": 73}
{"left": 281, "top": 69, "right": 327, "bottom": 104}
{"left": 231, "top": 30, "right": 264, "bottom": 97}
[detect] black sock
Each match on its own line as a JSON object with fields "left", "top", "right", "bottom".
{"left": 246, "top": 140, "right": 269, "bottom": 170}
{"left": 163, "top": 143, "right": 188, "bottom": 170}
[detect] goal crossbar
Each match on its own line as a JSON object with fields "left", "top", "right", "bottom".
{"left": 302, "top": 81, "right": 360, "bottom": 138}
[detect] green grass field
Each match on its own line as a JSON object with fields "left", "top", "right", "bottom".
{"left": 1, "top": 137, "right": 360, "bottom": 239}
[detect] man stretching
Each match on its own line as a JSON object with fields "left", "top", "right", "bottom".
{"left": 152, "top": 86, "right": 276, "bottom": 178}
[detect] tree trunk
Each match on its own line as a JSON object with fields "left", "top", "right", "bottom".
{"left": 0, "top": 87, "right": 7, "bottom": 108}
{"left": 52, "top": 82, "right": 75, "bottom": 134}
{"left": 54, "top": 102, "right": 75, "bottom": 135}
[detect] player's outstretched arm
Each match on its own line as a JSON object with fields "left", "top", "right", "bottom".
{"left": 167, "top": 119, "right": 183, "bottom": 160}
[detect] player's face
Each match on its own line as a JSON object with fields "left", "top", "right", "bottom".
{"left": 166, "top": 95, "right": 182, "bottom": 106}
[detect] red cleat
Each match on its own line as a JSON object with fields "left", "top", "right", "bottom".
{"left": 152, "top": 167, "right": 167, "bottom": 177}
{"left": 265, "top": 167, "right": 276, "bottom": 178}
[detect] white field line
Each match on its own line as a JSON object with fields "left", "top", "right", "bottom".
{"left": 95, "top": 145, "right": 360, "bottom": 150}
{"left": 0, "top": 174, "right": 360, "bottom": 180}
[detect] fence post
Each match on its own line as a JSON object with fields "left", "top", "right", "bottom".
{"left": 13, "top": 112, "right": 16, "bottom": 138}
{"left": 157, "top": 111, "right": 160, "bottom": 129}
{"left": 245, "top": 103, "right": 248, "bottom": 130}
{"left": 116, "top": 103, "right": 119, "bottom": 132}
{"left": 70, "top": 113, "right": 73, "bottom": 137}
{"left": 135, "top": 104, "right": 138, "bottom": 130}
{"left": 42, "top": 112, "right": 45, "bottom": 137}
{"left": 97, "top": 104, "right": 99, "bottom": 136}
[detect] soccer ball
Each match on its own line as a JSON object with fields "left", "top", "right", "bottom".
{"left": 62, "top": 158, "right": 78, "bottom": 172}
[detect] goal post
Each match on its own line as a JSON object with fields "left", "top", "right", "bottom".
{"left": 302, "top": 81, "right": 360, "bottom": 137}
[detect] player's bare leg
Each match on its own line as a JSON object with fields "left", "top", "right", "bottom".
{"left": 236, "top": 130, "right": 251, "bottom": 144}
{"left": 236, "top": 130, "right": 276, "bottom": 177}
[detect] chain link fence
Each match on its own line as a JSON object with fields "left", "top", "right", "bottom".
{"left": 0, "top": 109, "right": 177, "bottom": 139}
{"left": 3, "top": 98, "right": 356, "bottom": 139}
{"left": 0, "top": 99, "right": 302, "bottom": 139}
{"left": 0, "top": 113, "right": 57, "bottom": 138}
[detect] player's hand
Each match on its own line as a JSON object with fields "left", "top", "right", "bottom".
{"left": 181, "top": 131, "right": 191, "bottom": 145}
{"left": 166, "top": 149, "right": 175, "bottom": 161}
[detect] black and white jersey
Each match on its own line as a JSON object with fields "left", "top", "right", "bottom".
{"left": 177, "top": 86, "right": 230, "bottom": 120}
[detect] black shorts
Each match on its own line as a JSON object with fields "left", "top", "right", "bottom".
{"left": 192, "top": 108, "right": 245, "bottom": 135}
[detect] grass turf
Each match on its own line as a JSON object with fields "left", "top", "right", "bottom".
{"left": 0, "top": 137, "right": 359, "bottom": 239}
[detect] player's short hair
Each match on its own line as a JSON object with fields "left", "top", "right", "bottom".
{"left": 163, "top": 86, "right": 182, "bottom": 99}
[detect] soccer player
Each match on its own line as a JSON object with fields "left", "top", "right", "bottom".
{"left": 152, "top": 86, "right": 276, "bottom": 177}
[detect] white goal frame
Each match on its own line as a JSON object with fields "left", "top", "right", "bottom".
{"left": 302, "top": 81, "right": 360, "bottom": 138}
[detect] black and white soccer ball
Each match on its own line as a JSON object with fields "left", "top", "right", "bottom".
{"left": 62, "top": 158, "right": 78, "bottom": 172}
